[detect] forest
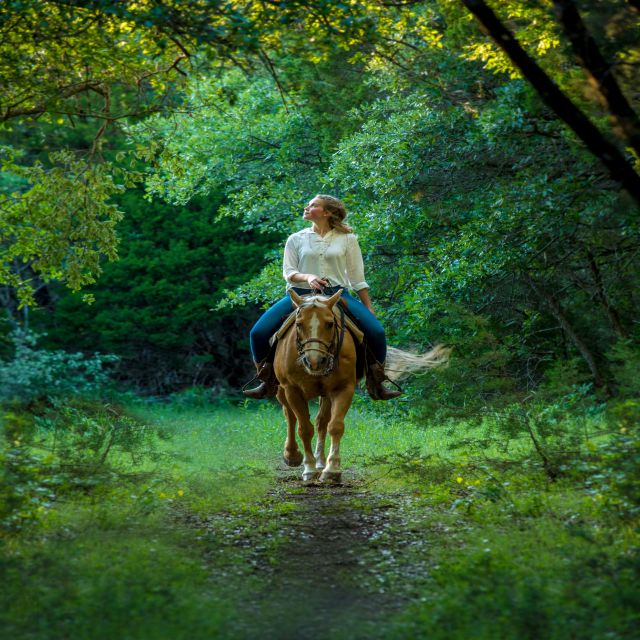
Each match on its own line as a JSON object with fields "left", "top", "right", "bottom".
{"left": 1, "top": 1, "right": 639, "bottom": 638}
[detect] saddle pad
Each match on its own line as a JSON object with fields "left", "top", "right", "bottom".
{"left": 269, "top": 304, "right": 364, "bottom": 347}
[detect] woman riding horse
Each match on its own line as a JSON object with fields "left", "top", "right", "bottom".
{"left": 244, "top": 194, "right": 400, "bottom": 401}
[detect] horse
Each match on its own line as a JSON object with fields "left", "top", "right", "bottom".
{"left": 274, "top": 288, "right": 449, "bottom": 483}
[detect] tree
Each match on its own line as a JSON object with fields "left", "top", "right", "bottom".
{"left": 0, "top": 0, "right": 436, "bottom": 305}
{"left": 135, "top": 1, "right": 640, "bottom": 392}
{"left": 460, "top": 0, "right": 640, "bottom": 204}
{"left": 38, "top": 188, "right": 280, "bottom": 392}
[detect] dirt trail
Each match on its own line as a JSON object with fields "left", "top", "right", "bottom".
{"left": 186, "top": 468, "right": 432, "bottom": 640}
{"left": 255, "top": 473, "right": 403, "bottom": 639}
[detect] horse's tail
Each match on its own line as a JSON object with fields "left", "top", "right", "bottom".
{"left": 384, "top": 344, "right": 451, "bottom": 382}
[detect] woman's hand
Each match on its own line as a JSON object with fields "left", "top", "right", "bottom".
{"left": 306, "top": 274, "right": 328, "bottom": 290}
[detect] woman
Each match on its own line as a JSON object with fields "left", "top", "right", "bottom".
{"left": 244, "top": 194, "right": 401, "bottom": 401}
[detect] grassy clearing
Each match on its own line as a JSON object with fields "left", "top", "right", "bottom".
{"left": 1, "top": 398, "right": 638, "bottom": 640}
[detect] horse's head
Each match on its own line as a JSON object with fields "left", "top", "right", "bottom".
{"left": 289, "top": 288, "right": 342, "bottom": 376}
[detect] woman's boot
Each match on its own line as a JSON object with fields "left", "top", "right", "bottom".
{"left": 365, "top": 360, "right": 402, "bottom": 401}
{"left": 243, "top": 360, "right": 278, "bottom": 399}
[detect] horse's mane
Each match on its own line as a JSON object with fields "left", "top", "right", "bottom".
{"left": 298, "top": 296, "right": 330, "bottom": 309}
{"left": 384, "top": 345, "right": 451, "bottom": 382}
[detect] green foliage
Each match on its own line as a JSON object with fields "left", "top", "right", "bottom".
{"left": 0, "top": 428, "right": 53, "bottom": 534}
{"left": 400, "top": 306, "right": 520, "bottom": 421}
{"left": 132, "top": 70, "right": 328, "bottom": 234}
{"left": 608, "top": 339, "right": 640, "bottom": 399}
{"left": 38, "top": 188, "right": 279, "bottom": 391}
{"left": 137, "top": 42, "right": 640, "bottom": 393}
{"left": 1, "top": 401, "right": 639, "bottom": 638}
{"left": 0, "top": 0, "right": 192, "bottom": 119}
{"left": 0, "top": 397, "right": 167, "bottom": 534}
{"left": 0, "top": 527, "right": 233, "bottom": 640}
{"left": 34, "top": 398, "right": 168, "bottom": 469}
{"left": 435, "top": 360, "right": 606, "bottom": 481}
{"left": 391, "top": 525, "right": 639, "bottom": 640}
{"left": 0, "top": 329, "right": 117, "bottom": 404}
{"left": 216, "top": 256, "right": 284, "bottom": 310}
{"left": 3, "top": 0, "right": 640, "bottom": 397}
{"left": 0, "top": 0, "right": 273, "bottom": 305}
{"left": 574, "top": 399, "right": 640, "bottom": 521}
{"left": 0, "top": 147, "right": 134, "bottom": 306}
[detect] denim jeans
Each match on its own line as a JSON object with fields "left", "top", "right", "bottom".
{"left": 249, "top": 286, "right": 387, "bottom": 363}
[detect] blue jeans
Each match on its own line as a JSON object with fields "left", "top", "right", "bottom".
{"left": 249, "top": 287, "right": 387, "bottom": 363}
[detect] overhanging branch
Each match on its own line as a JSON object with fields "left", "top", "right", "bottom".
{"left": 552, "top": 0, "right": 640, "bottom": 158}
{"left": 460, "top": 0, "right": 640, "bottom": 206}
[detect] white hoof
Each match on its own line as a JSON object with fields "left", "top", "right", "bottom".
{"left": 320, "top": 470, "right": 342, "bottom": 484}
{"left": 315, "top": 460, "right": 326, "bottom": 471}
{"left": 302, "top": 470, "right": 320, "bottom": 482}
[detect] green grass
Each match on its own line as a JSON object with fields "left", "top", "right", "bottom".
{"left": 131, "top": 398, "right": 463, "bottom": 503}
{"left": 382, "top": 480, "right": 640, "bottom": 640}
{"left": 140, "top": 397, "right": 459, "bottom": 463}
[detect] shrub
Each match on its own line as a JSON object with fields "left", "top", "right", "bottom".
{"left": 0, "top": 329, "right": 118, "bottom": 404}
{"left": 577, "top": 399, "right": 640, "bottom": 521}
{"left": 0, "top": 398, "right": 169, "bottom": 534}
{"left": 0, "top": 412, "right": 55, "bottom": 534}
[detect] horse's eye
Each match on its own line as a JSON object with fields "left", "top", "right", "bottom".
{"left": 295, "top": 324, "right": 302, "bottom": 331}
{"left": 326, "top": 322, "right": 334, "bottom": 329}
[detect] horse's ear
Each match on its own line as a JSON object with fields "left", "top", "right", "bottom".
{"left": 289, "top": 288, "right": 304, "bottom": 308}
{"left": 326, "top": 289, "right": 343, "bottom": 309}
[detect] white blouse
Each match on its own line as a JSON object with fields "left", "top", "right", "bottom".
{"left": 283, "top": 228, "right": 369, "bottom": 292}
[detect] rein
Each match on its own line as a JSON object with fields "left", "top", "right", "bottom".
{"left": 295, "top": 298, "right": 346, "bottom": 376}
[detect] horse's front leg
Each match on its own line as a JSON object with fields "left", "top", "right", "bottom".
{"left": 321, "top": 385, "right": 355, "bottom": 484}
{"left": 314, "top": 396, "right": 331, "bottom": 471}
{"left": 283, "top": 386, "right": 318, "bottom": 482}
{"left": 277, "top": 387, "right": 302, "bottom": 467}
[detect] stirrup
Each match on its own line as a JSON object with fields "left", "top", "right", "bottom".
{"left": 242, "top": 362, "right": 278, "bottom": 398}
{"left": 365, "top": 356, "right": 403, "bottom": 400}
{"left": 241, "top": 373, "right": 262, "bottom": 394}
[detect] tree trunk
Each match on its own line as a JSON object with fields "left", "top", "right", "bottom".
{"left": 586, "top": 251, "right": 628, "bottom": 338}
{"left": 552, "top": 0, "right": 640, "bottom": 158}
{"left": 525, "top": 275, "right": 604, "bottom": 387}
{"left": 460, "top": 0, "right": 640, "bottom": 206}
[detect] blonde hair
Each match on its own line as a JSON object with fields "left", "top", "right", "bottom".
{"left": 316, "top": 194, "right": 353, "bottom": 233}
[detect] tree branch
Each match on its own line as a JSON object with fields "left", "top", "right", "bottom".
{"left": 552, "top": 0, "right": 640, "bottom": 158}
{"left": 524, "top": 274, "right": 604, "bottom": 387}
{"left": 257, "top": 48, "right": 289, "bottom": 114}
{"left": 586, "top": 250, "right": 628, "bottom": 338}
{"left": 1, "top": 81, "right": 105, "bottom": 120}
{"left": 460, "top": 0, "right": 640, "bottom": 206}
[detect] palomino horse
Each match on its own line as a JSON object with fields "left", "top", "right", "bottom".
{"left": 274, "top": 288, "right": 449, "bottom": 483}
{"left": 275, "top": 289, "right": 355, "bottom": 483}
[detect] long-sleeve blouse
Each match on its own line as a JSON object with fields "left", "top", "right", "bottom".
{"left": 282, "top": 228, "right": 369, "bottom": 292}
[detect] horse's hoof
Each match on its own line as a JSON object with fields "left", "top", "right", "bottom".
{"left": 320, "top": 471, "right": 342, "bottom": 484}
{"left": 283, "top": 451, "right": 303, "bottom": 467}
{"left": 302, "top": 470, "right": 320, "bottom": 482}
{"left": 315, "top": 460, "right": 326, "bottom": 471}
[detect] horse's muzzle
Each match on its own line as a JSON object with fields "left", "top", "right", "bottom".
{"left": 301, "top": 353, "right": 334, "bottom": 376}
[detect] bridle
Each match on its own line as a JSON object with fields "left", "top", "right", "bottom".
{"left": 295, "top": 298, "right": 346, "bottom": 376}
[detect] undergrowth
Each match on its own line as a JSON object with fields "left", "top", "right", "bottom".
{"left": 0, "top": 394, "right": 638, "bottom": 640}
